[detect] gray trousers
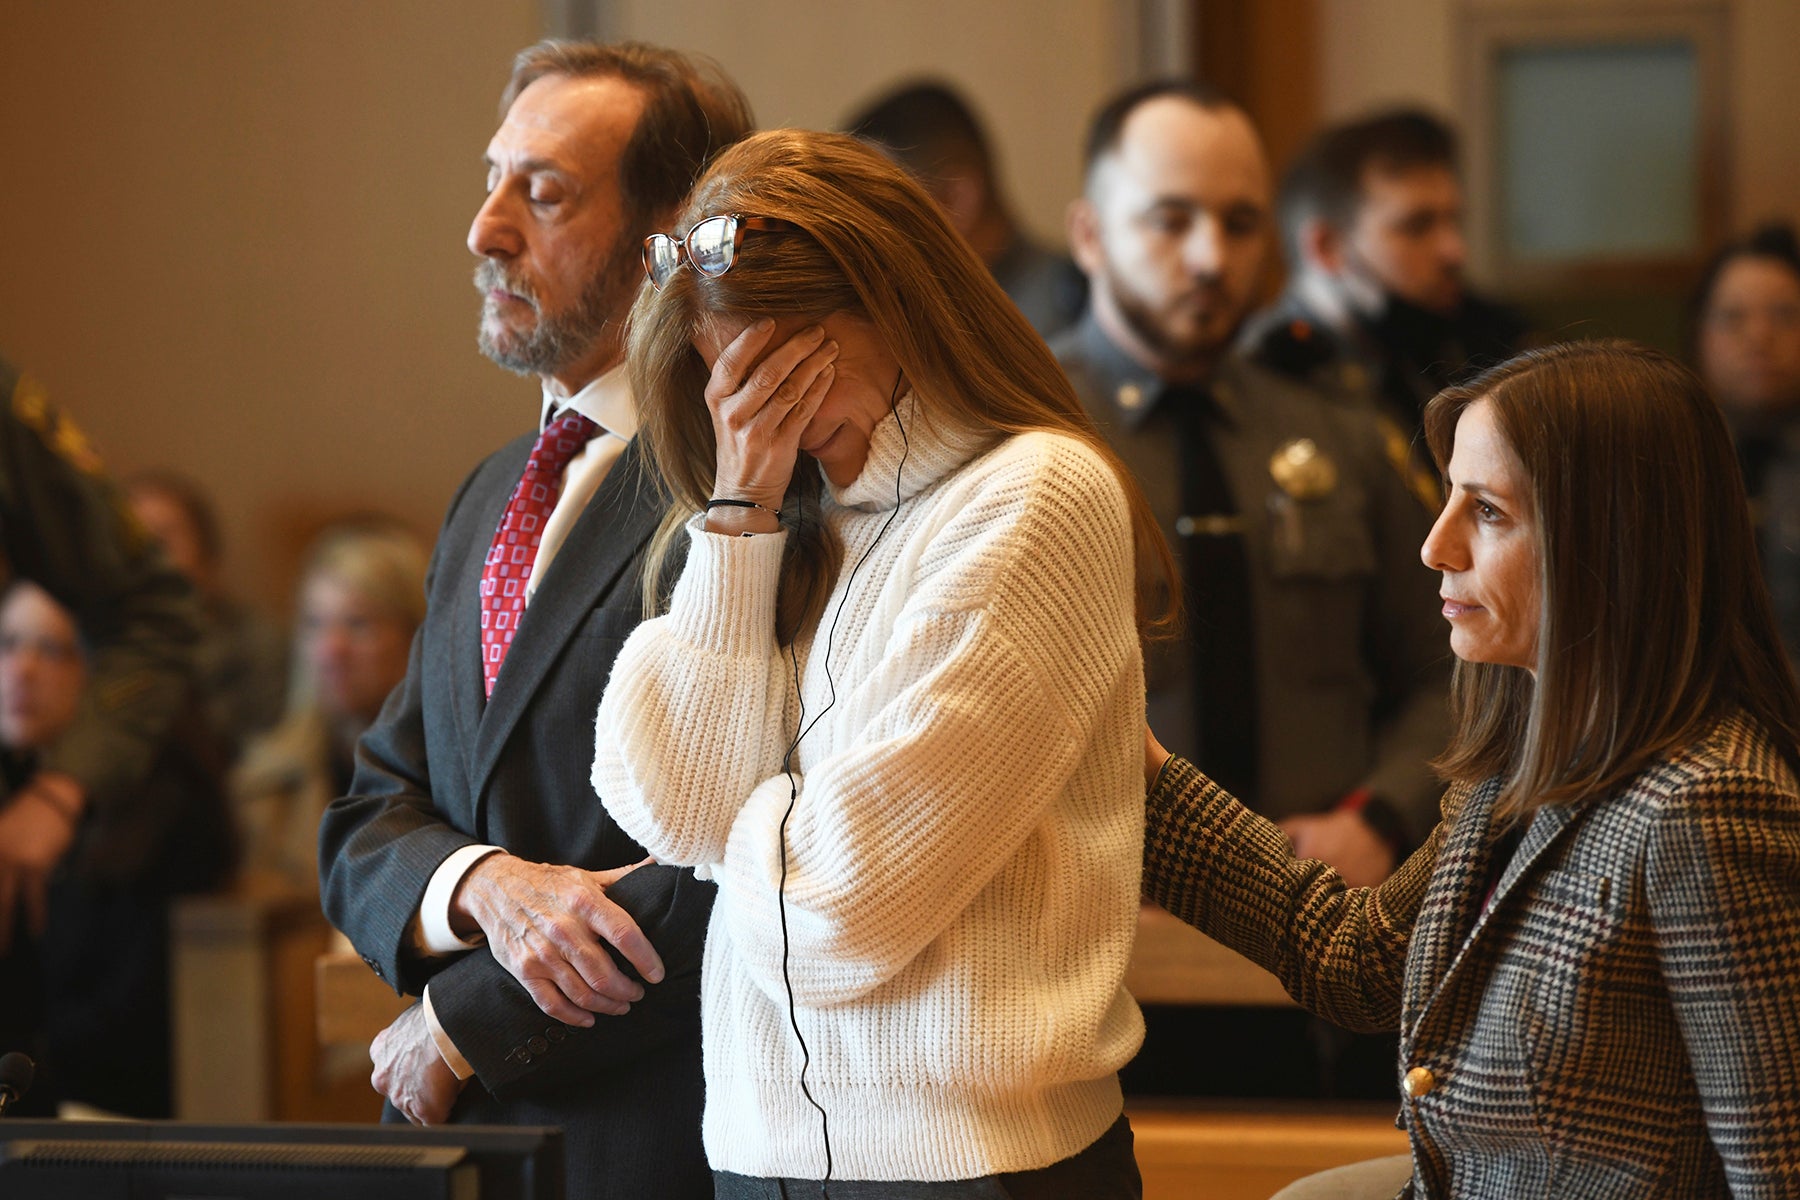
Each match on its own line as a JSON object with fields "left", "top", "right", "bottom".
{"left": 713, "top": 1114, "right": 1139, "bottom": 1200}
{"left": 1269, "top": 1154, "right": 1414, "bottom": 1200}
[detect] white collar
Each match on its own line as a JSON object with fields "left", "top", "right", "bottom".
{"left": 827, "top": 391, "right": 992, "bottom": 512}
{"left": 539, "top": 361, "right": 637, "bottom": 438}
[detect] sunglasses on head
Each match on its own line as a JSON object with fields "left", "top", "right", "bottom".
{"left": 642, "top": 213, "right": 799, "bottom": 290}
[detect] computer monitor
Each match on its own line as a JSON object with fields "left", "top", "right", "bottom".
{"left": 0, "top": 1119, "right": 563, "bottom": 1200}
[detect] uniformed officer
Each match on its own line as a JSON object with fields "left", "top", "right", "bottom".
{"left": 1240, "top": 108, "right": 1527, "bottom": 473}
{"left": 0, "top": 353, "right": 204, "bottom": 1112}
{"left": 1056, "top": 81, "right": 1450, "bottom": 1102}
{"left": 1057, "top": 80, "right": 1449, "bottom": 885}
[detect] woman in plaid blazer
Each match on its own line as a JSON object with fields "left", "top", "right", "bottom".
{"left": 1143, "top": 340, "right": 1800, "bottom": 1198}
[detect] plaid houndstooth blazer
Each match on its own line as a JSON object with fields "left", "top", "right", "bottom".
{"left": 1144, "top": 711, "right": 1800, "bottom": 1198}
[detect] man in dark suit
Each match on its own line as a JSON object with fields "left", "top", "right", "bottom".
{"left": 317, "top": 41, "right": 752, "bottom": 1199}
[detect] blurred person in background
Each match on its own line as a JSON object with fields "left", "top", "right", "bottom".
{"left": 0, "top": 355, "right": 202, "bottom": 1115}
{"left": 847, "top": 79, "right": 1087, "bottom": 337}
{"left": 126, "top": 470, "right": 288, "bottom": 759}
{"left": 1057, "top": 80, "right": 1448, "bottom": 892}
{"left": 233, "top": 519, "right": 426, "bottom": 889}
{"left": 1694, "top": 223, "right": 1800, "bottom": 668}
{"left": 0, "top": 580, "right": 232, "bottom": 1118}
{"left": 1243, "top": 108, "right": 1526, "bottom": 477}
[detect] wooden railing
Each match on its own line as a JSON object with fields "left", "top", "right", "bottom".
{"left": 1125, "top": 903, "right": 1295, "bottom": 1007}
{"left": 169, "top": 872, "right": 387, "bottom": 1123}
{"left": 1128, "top": 1102, "right": 1409, "bottom": 1200}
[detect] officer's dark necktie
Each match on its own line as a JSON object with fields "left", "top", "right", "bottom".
{"left": 1163, "top": 383, "right": 1259, "bottom": 801}
{"left": 479, "top": 410, "right": 600, "bottom": 698}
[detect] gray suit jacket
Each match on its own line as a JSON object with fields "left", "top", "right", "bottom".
{"left": 318, "top": 433, "right": 711, "bottom": 1200}
{"left": 1144, "top": 713, "right": 1800, "bottom": 1198}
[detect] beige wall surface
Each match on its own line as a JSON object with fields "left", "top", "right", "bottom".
{"left": 1732, "top": 0, "right": 1800, "bottom": 229}
{"left": 12, "top": 1, "right": 1786, "bottom": 610}
{"left": 1319, "top": 0, "right": 1458, "bottom": 125}
{"left": 0, "top": 1, "right": 539, "bottom": 610}
{"left": 609, "top": 0, "right": 1133, "bottom": 247}
{"left": 0, "top": 0, "right": 1136, "bottom": 611}
{"left": 1319, "top": 0, "right": 1800, "bottom": 232}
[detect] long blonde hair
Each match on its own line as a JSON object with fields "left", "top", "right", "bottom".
{"left": 256, "top": 518, "right": 428, "bottom": 750}
{"left": 628, "top": 129, "right": 1177, "bottom": 644}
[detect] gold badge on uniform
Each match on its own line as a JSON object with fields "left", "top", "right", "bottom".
{"left": 1269, "top": 438, "right": 1337, "bottom": 500}
{"left": 51, "top": 414, "right": 105, "bottom": 475}
{"left": 11, "top": 376, "right": 50, "bottom": 431}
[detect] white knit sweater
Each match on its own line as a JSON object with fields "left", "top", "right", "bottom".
{"left": 591, "top": 399, "right": 1146, "bottom": 1181}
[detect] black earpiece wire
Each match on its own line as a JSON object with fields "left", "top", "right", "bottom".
{"left": 777, "top": 369, "right": 909, "bottom": 1195}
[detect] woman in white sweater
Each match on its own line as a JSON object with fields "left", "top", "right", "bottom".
{"left": 589, "top": 130, "right": 1175, "bottom": 1197}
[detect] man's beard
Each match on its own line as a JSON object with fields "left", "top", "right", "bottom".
{"left": 1103, "top": 261, "right": 1238, "bottom": 373}
{"left": 474, "top": 245, "right": 640, "bottom": 378}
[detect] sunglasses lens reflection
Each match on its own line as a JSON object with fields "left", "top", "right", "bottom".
{"left": 644, "top": 236, "right": 681, "bottom": 289}
{"left": 688, "top": 216, "right": 736, "bottom": 277}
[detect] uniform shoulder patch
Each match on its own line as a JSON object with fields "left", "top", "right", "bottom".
{"left": 1379, "top": 419, "right": 1441, "bottom": 512}
{"left": 1253, "top": 318, "right": 1337, "bottom": 379}
{"left": 12, "top": 375, "right": 106, "bottom": 475}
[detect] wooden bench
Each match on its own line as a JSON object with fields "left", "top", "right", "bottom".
{"left": 170, "top": 873, "right": 389, "bottom": 1122}
{"left": 1123, "top": 908, "right": 1406, "bottom": 1196}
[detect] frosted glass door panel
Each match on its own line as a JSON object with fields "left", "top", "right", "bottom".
{"left": 1499, "top": 42, "right": 1699, "bottom": 260}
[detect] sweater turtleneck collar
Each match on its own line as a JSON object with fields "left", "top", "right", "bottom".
{"left": 824, "top": 390, "right": 993, "bottom": 513}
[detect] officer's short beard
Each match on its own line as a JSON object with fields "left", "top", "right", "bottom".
{"left": 475, "top": 240, "right": 641, "bottom": 378}
{"left": 1103, "top": 262, "right": 1235, "bottom": 375}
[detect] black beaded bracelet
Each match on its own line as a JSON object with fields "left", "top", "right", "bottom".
{"left": 705, "top": 497, "right": 781, "bottom": 518}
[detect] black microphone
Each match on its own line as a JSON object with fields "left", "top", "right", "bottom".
{"left": 0, "top": 1052, "right": 34, "bottom": 1116}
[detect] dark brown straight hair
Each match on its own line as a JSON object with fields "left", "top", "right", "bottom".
{"left": 627, "top": 129, "right": 1178, "bottom": 645}
{"left": 1424, "top": 339, "right": 1800, "bottom": 820}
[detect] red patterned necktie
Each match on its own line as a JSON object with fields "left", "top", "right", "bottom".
{"left": 480, "top": 410, "right": 601, "bottom": 697}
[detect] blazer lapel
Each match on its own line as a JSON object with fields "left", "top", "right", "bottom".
{"left": 469, "top": 440, "right": 666, "bottom": 797}
{"left": 1402, "top": 777, "right": 1502, "bottom": 1030}
{"left": 1404, "top": 785, "right": 1593, "bottom": 1040}
{"left": 1477, "top": 801, "right": 1584, "bottom": 919}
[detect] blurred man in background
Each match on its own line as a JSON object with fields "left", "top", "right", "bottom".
{"left": 848, "top": 79, "right": 1087, "bottom": 336}
{"left": 1243, "top": 108, "right": 1526, "bottom": 469}
{"left": 1057, "top": 81, "right": 1447, "bottom": 886}
{"left": 125, "top": 470, "right": 287, "bottom": 760}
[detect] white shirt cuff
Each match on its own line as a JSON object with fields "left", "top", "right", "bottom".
{"left": 421, "top": 985, "right": 476, "bottom": 1081}
{"left": 413, "top": 844, "right": 504, "bottom": 955}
